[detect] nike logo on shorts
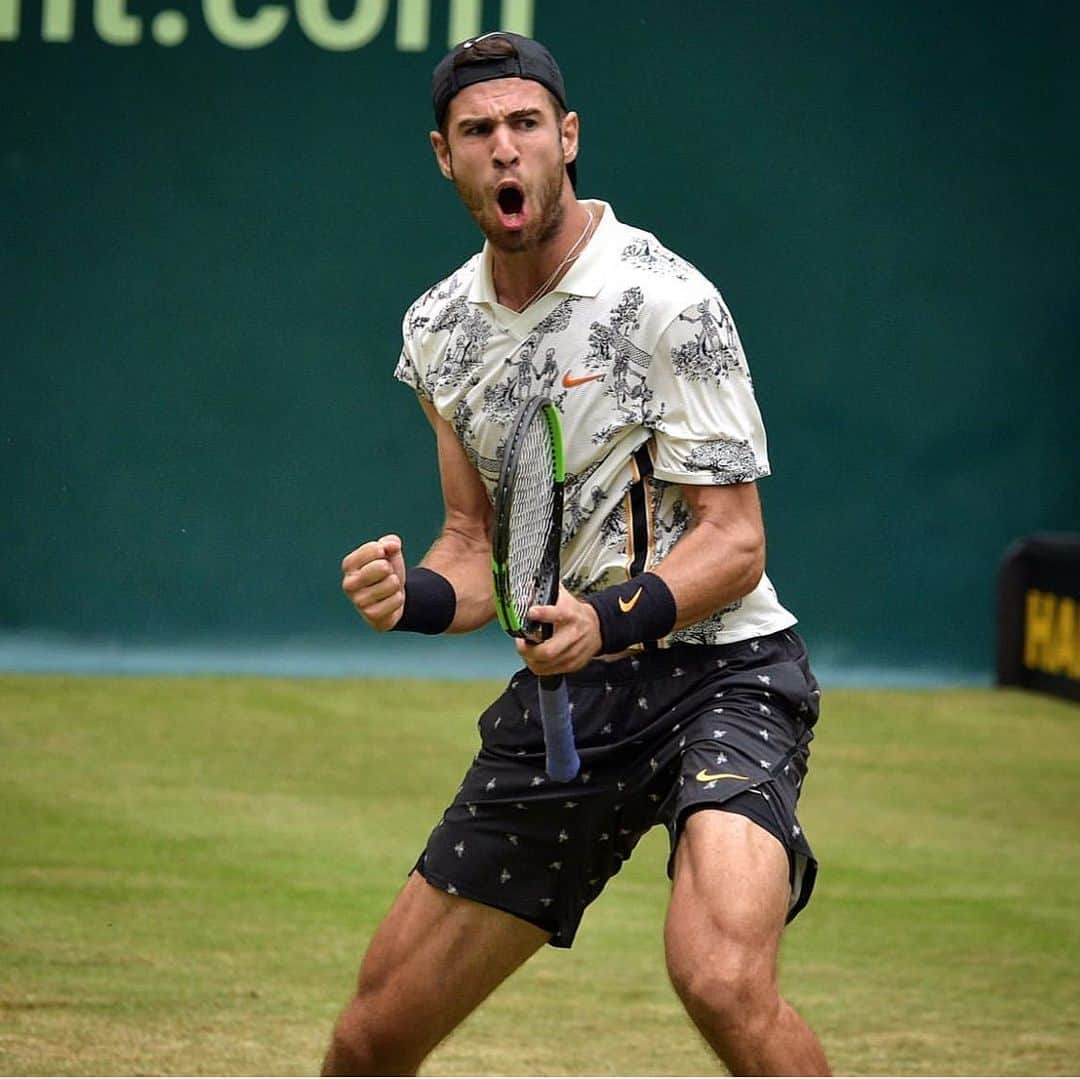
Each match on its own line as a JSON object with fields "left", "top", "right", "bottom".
{"left": 695, "top": 769, "right": 750, "bottom": 783}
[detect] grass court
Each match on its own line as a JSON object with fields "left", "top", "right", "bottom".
{"left": 1, "top": 675, "right": 1077, "bottom": 1075}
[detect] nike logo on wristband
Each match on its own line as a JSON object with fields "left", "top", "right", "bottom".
{"left": 562, "top": 371, "right": 604, "bottom": 388}
{"left": 618, "top": 587, "right": 643, "bottom": 613}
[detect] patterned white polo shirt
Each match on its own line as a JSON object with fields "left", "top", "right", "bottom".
{"left": 394, "top": 200, "right": 797, "bottom": 646}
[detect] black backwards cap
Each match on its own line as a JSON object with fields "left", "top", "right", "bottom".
{"left": 432, "top": 31, "right": 577, "bottom": 188}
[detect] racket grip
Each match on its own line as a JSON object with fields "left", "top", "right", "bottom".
{"left": 538, "top": 674, "right": 580, "bottom": 782}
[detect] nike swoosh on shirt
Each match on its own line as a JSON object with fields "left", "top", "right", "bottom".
{"left": 562, "top": 371, "right": 604, "bottom": 388}
{"left": 695, "top": 769, "right": 751, "bottom": 783}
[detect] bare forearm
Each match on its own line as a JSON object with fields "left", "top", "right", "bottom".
{"left": 652, "top": 517, "right": 764, "bottom": 630}
{"left": 522, "top": 483, "right": 766, "bottom": 676}
{"left": 420, "top": 526, "right": 495, "bottom": 633}
{"left": 522, "top": 514, "right": 763, "bottom": 676}
{"left": 414, "top": 397, "right": 496, "bottom": 632}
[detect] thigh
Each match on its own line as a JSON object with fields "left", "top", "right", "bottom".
{"left": 664, "top": 808, "right": 791, "bottom": 981}
{"left": 355, "top": 871, "right": 549, "bottom": 1050}
{"left": 657, "top": 631, "right": 820, "bottom": 920}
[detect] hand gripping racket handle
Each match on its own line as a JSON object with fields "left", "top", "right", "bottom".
{"left": 538, "top": 674, "right": 580, "bottom": 782}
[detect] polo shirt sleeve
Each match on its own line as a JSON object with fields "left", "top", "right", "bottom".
{"left": 644, "top": 293, "right": 771, "bottom": 485}
{"left": 393, "top": 304, "right": 432, "bottom": 401}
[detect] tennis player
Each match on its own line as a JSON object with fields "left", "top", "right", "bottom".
{"left": 326, "top": 32, "right": 829, "bottom": 1077}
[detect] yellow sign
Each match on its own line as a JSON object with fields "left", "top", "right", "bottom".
{"left": 1024, "top": 589, "right": 1080, "bottom": 680}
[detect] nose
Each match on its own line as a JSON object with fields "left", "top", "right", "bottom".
{"left": 491, "top": 124, "right": 519, "bottom": 169}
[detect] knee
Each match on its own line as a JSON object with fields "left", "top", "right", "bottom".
{"left": 667, "top": 945, "right": 779, "bottom": 1036}
{"left": 323, "top": 986, "right": 424, "bottom": 1077}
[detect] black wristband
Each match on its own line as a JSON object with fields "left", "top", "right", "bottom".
{"left": 391, "top": 567, "right": 456, "bottom": 635}
{"left": 585, "top": 572, "right": 677, "bottom": 654}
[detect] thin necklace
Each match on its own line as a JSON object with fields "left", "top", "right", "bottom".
{"left": 509, "top": 207, "right": 596, "bottom": 313}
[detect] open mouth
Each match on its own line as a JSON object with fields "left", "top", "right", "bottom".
{"left": 495, "top": 182, "right": 527, "bottom": 229}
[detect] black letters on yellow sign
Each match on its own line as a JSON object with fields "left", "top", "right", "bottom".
{"left": 1024, "top": 590, "right": 1080, "bottom": 680}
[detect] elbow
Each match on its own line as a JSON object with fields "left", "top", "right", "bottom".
{"left": 444, "top": 506, "right": 493, "bottom": 556}
{"left": 735, "top": 530, "right": 766, "bottom": 598}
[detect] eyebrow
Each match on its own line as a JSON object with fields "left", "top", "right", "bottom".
{"left": 455, "top": 106, "right": 545, "bottom": 130}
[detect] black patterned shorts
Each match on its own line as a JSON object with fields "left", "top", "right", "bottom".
{"left": 414, "top": 629, "right": 820, "bottom": 947}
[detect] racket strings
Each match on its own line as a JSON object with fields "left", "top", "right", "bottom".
{"left": 507, "top": 417, "right": 556, "bottom": 620}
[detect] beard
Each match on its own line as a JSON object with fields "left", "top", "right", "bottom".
{"left": 450, "top": 157, "right": 567, "bottom": 254}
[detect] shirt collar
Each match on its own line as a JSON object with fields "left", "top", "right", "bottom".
{"left": 468, "top": 199, "right": 616, "bottom": 308}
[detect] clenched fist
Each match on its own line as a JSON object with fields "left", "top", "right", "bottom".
{"left": 341, "top": 534, "right": 408, "bottom": 631}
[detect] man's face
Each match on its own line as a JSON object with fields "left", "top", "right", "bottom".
{"left": 431, "top": 78, "right": 579, "bottom": 253}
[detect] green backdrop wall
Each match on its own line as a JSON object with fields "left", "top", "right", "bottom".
{"left": 3, "top": 0, "right": 1078, "bottom": 674}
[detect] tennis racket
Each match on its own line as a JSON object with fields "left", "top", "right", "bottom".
{"left": 492, "top": 396, "right": 580, "bottom": 782}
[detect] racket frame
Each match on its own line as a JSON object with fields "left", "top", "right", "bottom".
{"left": 491, "top": 396, "right": 565, "bottom": 642}
{"left": 490, "top": 394, "right": 579, "bottom": 781}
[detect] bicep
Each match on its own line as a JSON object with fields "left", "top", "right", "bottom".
{"left": 679, "top": 480, "right": 765, "bottom": 552}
